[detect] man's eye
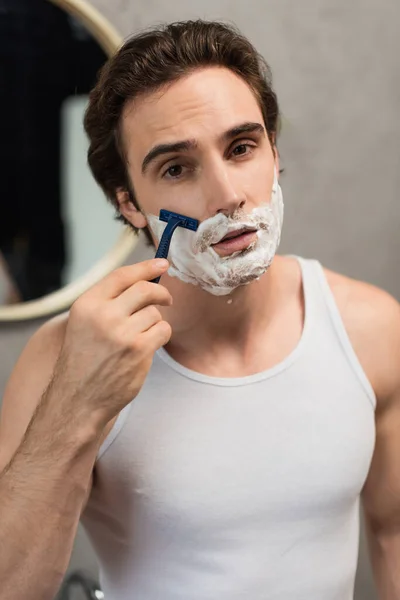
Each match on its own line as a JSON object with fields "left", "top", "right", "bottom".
{"left": 232, "top": 143, "right": 254, "bottom": 157}
{"left": 163, "top": 164, "right": 184, "bottom": 179}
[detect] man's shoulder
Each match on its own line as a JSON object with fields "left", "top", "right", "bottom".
{"left": 322, "top": 266, "right": 399, "bottom": 331}
{"left": 322, "top": 266, "right": 400, "bottom": 403}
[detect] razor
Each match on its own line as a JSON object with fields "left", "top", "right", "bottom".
{"left": 151, "top": 209, "right": 199, "bottom": 283}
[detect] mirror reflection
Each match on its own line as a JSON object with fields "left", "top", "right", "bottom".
{"left": 0, "top": 0, "right": 123, "bottom": 304}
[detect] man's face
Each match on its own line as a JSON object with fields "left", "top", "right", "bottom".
{"left": 119, "top": 67, "right": 278, "bottom": 239}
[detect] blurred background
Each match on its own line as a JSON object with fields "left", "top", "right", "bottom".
{"left": 1, "top": 0, "right": 399, "bottom": 598}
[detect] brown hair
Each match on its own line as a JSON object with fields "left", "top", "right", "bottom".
{"left": 84, "top": 19, "right": 280, "bottom": 244}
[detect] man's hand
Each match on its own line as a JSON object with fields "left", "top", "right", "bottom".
{"left": 49, "top": 258, "right": 172, "bottom": 428}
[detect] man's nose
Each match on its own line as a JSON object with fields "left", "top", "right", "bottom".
{"left": 203, "top": 164, "right": 246, "bottom": 217}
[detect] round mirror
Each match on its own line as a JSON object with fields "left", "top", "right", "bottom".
{"left": 0, "top": 0, "right": 137, "bottom": 321}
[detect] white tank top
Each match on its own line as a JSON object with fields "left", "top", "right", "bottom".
{"left": 82, "top": 257, "right": 376, "bottom": 600}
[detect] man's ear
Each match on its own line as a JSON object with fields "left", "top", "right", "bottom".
{"left": 115, "top": 189, "right": 147, "bottom": 229}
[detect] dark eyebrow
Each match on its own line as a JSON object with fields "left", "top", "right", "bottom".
{"left": 220, "top": 121, "right": 266, "bottom": 142}
{"left": 141, "top": 139, "right": 197, "bottom": 174}
{"left": 141, "top": 122, "right": 265, "bottom": 175}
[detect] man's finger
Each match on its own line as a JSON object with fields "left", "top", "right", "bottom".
{"left": 116, "top": 281, "right": 172, "bottom": 315}
{"left": 87, "top": 259, "right": 169, "bottom": 299}
{"left": 128, "top": 305, "right": 162, "bottom": 335}
{"left": 140, "top": 319, "right": 172, "bottom": 351}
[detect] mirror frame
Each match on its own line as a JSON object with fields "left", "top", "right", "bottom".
{"left": 0, "top": 0, "right": 138, "bottom": 322}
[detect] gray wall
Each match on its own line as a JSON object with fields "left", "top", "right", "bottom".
{"left": 2, "top": 0, "right": 400, "bottom": 597}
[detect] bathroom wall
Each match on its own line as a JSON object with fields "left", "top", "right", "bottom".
{"left": 1, "top": 0, "right": 400, "bottom": 597}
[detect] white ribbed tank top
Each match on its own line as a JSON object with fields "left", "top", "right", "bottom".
{"left": 82, "top": 257, "right": 376, "bottom": 600}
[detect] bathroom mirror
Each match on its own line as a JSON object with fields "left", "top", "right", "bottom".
{"left": 0, "top": 0, "right": 138, "bottom": 321}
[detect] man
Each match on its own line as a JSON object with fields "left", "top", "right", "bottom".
{"left": 0, "top": 20, "right": 399, "bottom": 600}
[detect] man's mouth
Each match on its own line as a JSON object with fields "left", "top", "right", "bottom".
{"left": 219, "top": 227, "right": 257, "bottom": 242}
{"left": 211, "top": 227, "right": 258, "bottom": 257}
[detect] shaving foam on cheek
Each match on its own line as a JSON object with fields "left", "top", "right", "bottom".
{"left": 146, "top": 169, "right": 284, "bottom": 296}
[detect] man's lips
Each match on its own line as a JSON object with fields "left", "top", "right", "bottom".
{"left": 211, "top": 228, "right": 258, "bottom": 257}
{"left": 219, "top": 227, "right": 257, "bottom": 242}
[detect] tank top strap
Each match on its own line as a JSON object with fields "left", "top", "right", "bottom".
{"left": 294, "top": 255, "right": 376, "bottom": 408}
{"left": 295, "top": 255, "right": 325, "bottom": 319}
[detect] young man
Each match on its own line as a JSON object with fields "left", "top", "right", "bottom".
{"left": 0, "top": 20, "right": 400, "bottom": 600}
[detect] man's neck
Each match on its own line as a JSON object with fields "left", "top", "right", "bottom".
{"left": 159, "top": 256, "right": 292, "bottom": 366}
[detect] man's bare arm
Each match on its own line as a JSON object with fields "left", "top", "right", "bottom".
{"left": 0, "top": 390, "right": 102, "bottom": 599}
{"left": 0, "top": 316, "right": 98, "bottom": 599}
{"left": 326, "top": 270, "right": 400, "bottom": 598}
{"left": 354, "top": 286, "right": 400, "bottom": 599}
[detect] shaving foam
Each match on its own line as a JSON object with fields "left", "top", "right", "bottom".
{"left": 146, "top": 170, "right": 284, "bottom": 296}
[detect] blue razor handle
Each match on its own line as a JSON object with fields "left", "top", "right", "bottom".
{"left": 151, "top": 210, "right": 199, "bottom": 284}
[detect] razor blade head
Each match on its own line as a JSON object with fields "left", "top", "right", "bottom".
{"left": 159, "top": 209, "right": 199, "bottom": 232}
